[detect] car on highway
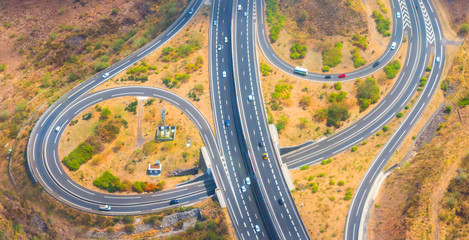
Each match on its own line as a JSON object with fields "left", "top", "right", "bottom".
{"left": 259, "top": 141, "right": 264, "bottom": 147}
{"left": 189, "top": 8, "right": 194, "bottom": 14}
{"left": 248, "top": 95, "right": 253, "bottom": 102}
{"left": 169, "top": 199, "right": 180, "bottom": 205}
{"left": 222, "top": 71, "right": 226, "bottom": 78}
{"left": 55, "top": 126, "right": 61, "bottom": 132}
{"left": 244, "top": 12, "right": 247, "bottom": 17}
{"left": 254, "top": 225, "right": 260, "bottom": 232}
{"left": 338, "top": 73, "right": 346, "bottom": 78}
{"left": 102, "top": 72, "right": 110, "bottom": 78}
{"left": 224, "top": 37, "right": 228, "bottom": 42}
{"left": 98, "top": 205, "right": 111, "bottom": 211}
{"left": 241, "top": 185, "right": 246, "bottom": 192}
{"left": 396, "top": 12, "right": 401, "bottom": 19}
{"left": 262, "top": 153, "right": 268, "bottom": 160}
{"left": 246, "top": 177, "right": 251, "bottom": 185}
{"left": 373, "top": 61, "right": 380, "bottom": 67}
{"left": 217, "top": 44, "right": 221, "bottom": 51}
{"left": 213, "top": 20, "right": 217, "bottom": 26}
{"left": 278, "top": 197, "right": 284, "bottom": 205}
{"left": 325, "top": 75, "right": 331, "bottom": 79}
{"left": 238, "top": 4, "right": 242, "bottom": 10}
{"left": 435, "top": 56, "right": 440, "bottom": 63}
{"left": 391, "top": 41, "right": 397, "bottom": 50}
{"left": 225, "top": 120, "right": 230, "bottom": 127}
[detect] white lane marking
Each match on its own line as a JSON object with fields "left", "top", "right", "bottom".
{"left": 53, "top": 150, "right": 62, "bottom": 175}
{"left": 67, "top": 180, "right": 95, "bottom": 195}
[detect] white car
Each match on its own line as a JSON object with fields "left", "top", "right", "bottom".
{"left": 248, "top": 95, "right": 253, "bottom": 102}
{"left": 217, "top": 44, "right": 222, "bottom": 51}
{"left": 224, "top": 37, "right": 228, "bottom": 43}
{"left": 241, "top": 185, "right": 246, "bottom": 192}
{"left": 222, "top": 71, "right": 227, "bottom": 78}
{"left": 213, "top": 20, "right": 217, "bottom": 26}
{"left": 435, "top": 56, "right": 440, "bottom": 63}
{"left": 255, "top": 225, "right": 260, "bottom": 232}
{"left": 246, "top": 177, "right": 251, "bottom": 185}
{"left": 244, "top": 12, "right": 247, "bottom": 17}
{"left": 238, "top": 4, "right": 242, "bottom": 10}
{"left": 391, "top": 42, "right": 397, "bottom": 50}
{"left": 396, "top": 12, "right": 401, "bottom": 19}
{"left": 102, "top": 72, "right": 110, "bottom": 78}
{"left": 98, "top": 205, "right": 111, "bottom": 211}
{"left": 55, "top": 126, "right": 61, "bottom": 132}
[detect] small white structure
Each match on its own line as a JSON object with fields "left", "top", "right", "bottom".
{"left": 147, "top": 160, "right": 162, "bottom": 176}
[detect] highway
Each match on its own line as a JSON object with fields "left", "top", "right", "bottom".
{"left": 208, "top": 0, "right": 273, "bottom": 238}
{"left": 28, "top": 86, "right": 217, "bottom": 215}
{"left": 232, "top": 0, "right": 310, "bottom": 239}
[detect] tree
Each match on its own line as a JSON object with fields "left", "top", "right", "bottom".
{"left": 326, "top": 103, "right": 350, "bottom": 128}
{"left": 459, "top": 23, "right": 469, "bottom": 36}
{"left": 384, "top": 60, "right": 401, "bottom": 79}
{"left": 356, "top": 77, "right": 380, "bottom": 111}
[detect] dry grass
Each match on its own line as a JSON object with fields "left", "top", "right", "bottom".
{"left": 267, "top": 0, "right": 391, "bottom": 73}
{"left": 58, "top": 96, "right": 204, "bottom": 193}
{"left": 258, "top": 39, "right": 407, "bottom": 147}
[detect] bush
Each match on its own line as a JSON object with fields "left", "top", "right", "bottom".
{"left": 327, "top": 103, "right": 350, "bottom": 128}
{"left": 372, "top": 10, "right": 391, "bottom": 36}
{"left": 357, "top": 77, "right": 380, "bottom": 111}
{"left": 351, "top": 146, "right": 358, "bottom": 152}
{"left": 458, "top": 92, "right": 469, "bottom": 107}
{"left": 111, "top": 8, "right": 119, "bottom": 15}
{"left": 275, "top": 115, "right": 289, "bottom": 133}
{"left": 317, "top": 172, "right": 326, "bottom": 177}
{"left": 41, "top": 71, "right": 52, "bottom": 88}
{"left": 272, "top": 80, "right": 293, "bottom": 102}
{"left": 133, "top": 181, "right": 147, "bottom": 193}
{"left": 93, "top": 61, "right": 110, "bottom": 72}
{"left": 334, "top": 82, "right": 342, "bottom": 90}
{"left": 124, "top": 224, "right": 134, "bottom": 233}
{"left": 62, "top": 143, "right": 95, "bottom": 171}
{"left": 290, "top": 43, "right": 307, "bottom": 59}
{"left": 311, "top": 183, "right": 318, "bottom": 193}
{"left": 329, "top": 179, "right": 336, "bottom": 185}
{"left": 314, "top": 108, "right": 328, "bottom": 121}
{"left": 321, "top": 158, "right": 333, "bottom": 165}
{"left": 351, "top": 48, "right": 366, "bottom": 68}
{"left": 352, "top": 34, "right": 367, "bottom": 49}
{"left": 124, "top": 101, "right": 138, "bottom": 114}
{"left": 459, "top": 23, "right": 469, "bottom": 36}
{"left": 122, "top": 216, "right": 134, "bottom": 224}
{"left": 300, "top": 165, "right": 310, "bottom": 170}
{"left": 93, "top": 171, "right": 123, "bottom": 193}
{"left": 338, "top": 180, "right": 345, "bottom": 186}
{"left": 382, "top": 125, "right": 390, "bottom": 132}
{"left": 440, "top": 79, "right": 450, "bottom": 92}
{"left": 260, "top": 62, "right": 273, "bottom": 76}
{"left": 384, "top": 60, "right": 401, "bottom": 79}
{"left": 82, "top": 113, "right": 92, "bottom": 120}
{"left": 113, "top": 38, "right": 125, "bottom": 51}
{"left": 322, "top": 42, "right": 343, "bottom": 67}
{"left": 396, "top": 112, "right": 404, "bottom": 118}
{"left": 175, "top": 73, "right": 190, "bottom": 83}
{"left": 308, "top": 176, "right": 314, "bottom": 181}
{"left": 322, "top": 66, "right": 330, "bottom": 72}
{"left": 344, "top": 190, "right": 353, "bottom": 200}
{"left": 299, "top": 96, "right": 311, "bottom": 109}
{"left": 419, "top": 77, "right": 427, "bottom": 87}
{"left": 266, "top": 0, "right": 285, "bottom": 43}
{"left": 0, "top": 64, "right": 6, "bottom": 72}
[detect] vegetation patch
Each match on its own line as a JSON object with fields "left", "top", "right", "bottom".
{"left": 322, "top": 42, "right": 343, "bottom": 68}
{"left": 93, "top": 171, "right": 128, "bottom": 193}
{"left": 384, "top": 60, "right": 401, "bottom": 79}
{"left": 260, "top": 62, "right": 273, "bottom": 76}
{"left": 62, "top": 142, "right": 95, "bottom": 171}
{"left": 351, "top": 48, "right": 366, "bottom": 68}
{"left": 326, "top": 103, "right": 350, "bottom": 128}
{"left": 356, "top": 77, "right": 380, "bottom": 111}
{"left": 290, "top": 43, "right": 307, "bottom": 59}
{"left": 352, "top": 34, "right": 367, "bottom": 50}
{"left": 266, "top": 0, "right": 285, "bottom": 43}
{"left": 372, "top": 10, "right": 391, "bottom": 36}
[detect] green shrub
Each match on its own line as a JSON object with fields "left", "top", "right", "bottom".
{"left": 41, "top": 71, "right": 52, "bottom": 88}
{"left": 384, "top": 60, "right": 401, "bottom": 79}
{"left": 314, "top": 108, "right": 328, "bottom": 121}
{"left": 58, "top": 7, "right": 66, "bottom": 15}
{"left": 82, "top": 113, "right": 92, "bottom": 120}
{"left": 322, "top": 42, "right": 343, "bottom": 67}
{"left": 266, "top": 0, "right": 285, "bottom": 42}
{"left": 62, "top": 143, "right": 95, "bottom": 171}
{"left": 93, "top": 61, "right": 110, "bottom": 72}
{"left": 327, "top": 103, "right": 350, "bottom": 128}
{"left": 357, "top": 77, "right": 380, "bottom": 111}
{"left": 344, "top": 190, "right": 353, "bottom": 200}
{"left": 459, "top": 23, "right": 469, "bottom": 36}
{"left": 260, "top": 62, "right": 273, "bottom": 76}
{"left": 290, "top": 43, "right": 307, "bottom": 59}
{"left": 311, "top": 183, "right": 318, "bottom": 193}
{"left": 93, "top": 171, "right": 123, "bottom": 193}
{"left": 300, "top": 165, "right": 310, "bottom": 170}
{"left": 352, "top": 34, "right": 367, "bottom": 49}
{"left": 444, "top": 105, "right": 452, "bottom": 114}
{"left": 275, "top": 115, "right": 289, "bottom": 133}
{"left": 338, "top": 180, "right": 345, "bottom": 186}
{"left": 321, "top": 158, "right": 333, "bottom": 165}
{"left": 124, "top": 224, "right": 134, "bottom": 233}
{"left": 317, "top": 172, "right": 326, "bottom": 177}
{"left": 322, "top": 66, "right": 330, "bottom": 72}
{"left": 329, "top": 179, "right": 336, "bottom": 185}
{"left": 351, "top": 48, "right": 366, "bottom": 68}
{"left": 419, "top": 77, "right": 427, "bottom": 87}
{"left": 334, "top": 82, "right": 342, "bottom": 90}
{"left": 111, "top": 8, "right": 119, "bottom": 15}
{"left": 122, "top": 216, "right": 134, "bottom": 224}
{"left": 133, "top": 181, "right": 147, "bottom": 193}
{"left": 0, "top": 64, "right": 5, "bottom": 72}
{"left": 405, "top": 105, "right": 410, "bottom": 110}
{"left": 113, "top": 38, "right": 125, "bottom": 51}
{"left": 175, "top": 73, "right": 190, "bottom": 83}
{"left": 272, "top": 80, "right": 293, "bottom": 102}
{"left": 125, "top": 101, "right": 138, "bottom": 114}
{"left": 308, "top": 176, "right": 314, "bottom": 181}
{"left": 372, "top": 10, "right": 391, "bottom": 36}
{"left": 351, "top": 146, "right": 358, "bottom": 152}
{"left": 382, "top": 125, "right": 390, "bottom": 132}
{"left": 396, "top": 112, "right": 404, "bottom": 118}
{"left": 3, "top": 22, "right": 11, "bottom": 28}
{"left": 440, "top": 79, "right": 450, "bottom": 92}
{"left": 458, "top": 92, "right": 469, "bottom": 107}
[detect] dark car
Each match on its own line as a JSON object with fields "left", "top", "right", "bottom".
{"left": 373, "top": 61, "right": 380, "bottom": 67}
{"left": 325, "top": 75, "right": 331, "bottom": 79}
{"left": 278, "top": 197, "right": 284, "bottom": 205}
{"left": 225, "top": 120, "right": 230, "bottom": 127}
{"left": 169, "top": 199, "right": 180, "bottom": 205}
{"left": 338, "top": 74, "right": 346, "bottom": 78}
{"left": 259, "top": 141, "right": 264, "bottom": 147}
